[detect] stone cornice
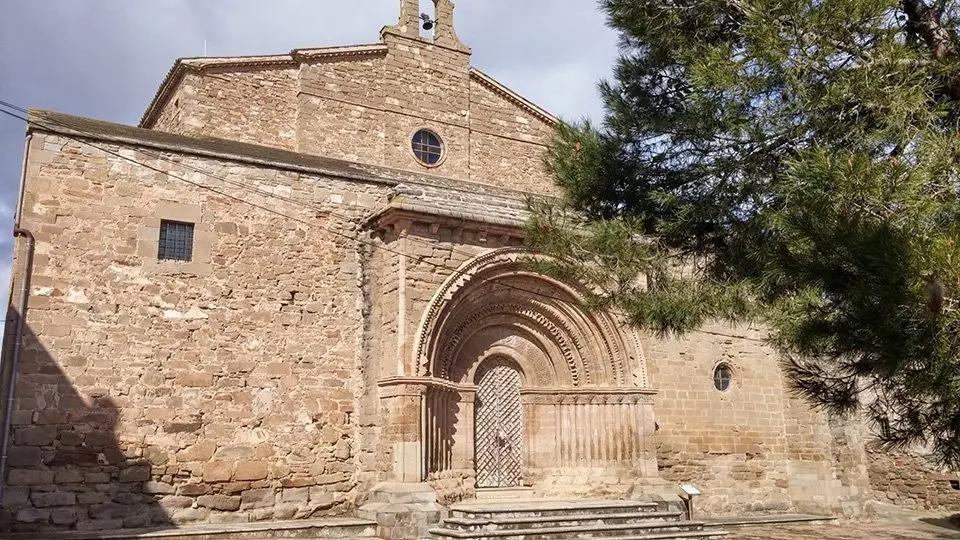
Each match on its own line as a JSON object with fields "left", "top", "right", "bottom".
{"left": 469, "top": 68, "right": 558, "bottom": 126}
{"left": 366, "top": 202, "right": 528, "bottom": 237}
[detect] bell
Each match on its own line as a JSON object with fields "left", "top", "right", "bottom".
{"left": 420, "top": 13, "right": 435, "bottom": 30}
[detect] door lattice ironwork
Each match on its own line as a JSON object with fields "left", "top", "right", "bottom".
{"left": 475, "top": 361, "right": 524, "bottom": 488}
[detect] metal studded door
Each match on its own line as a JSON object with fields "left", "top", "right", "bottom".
{"left": 474, "top": 361, "right": 524, "bottom": 488}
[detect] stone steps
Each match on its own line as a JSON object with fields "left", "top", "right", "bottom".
{"left": 442, "top": 511, "right": 684, "bottom": 531}
{"left": 430, "top": 500, "right": 728, "bottom": 540}
{"left": 473, "top": 487, "right": 534, "bottom": 500}
{"left": 429, "top": 522, "right": 727, "bottom": 540}
{"left": 449, "top": 500, "right": 661, "bottom": 519}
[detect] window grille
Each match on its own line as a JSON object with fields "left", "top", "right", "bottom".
{"left": 158, "top": 220, "right": 194, "bottom": 262}
{"left": 412, "top": 129, "right": 443, "bottom": 166}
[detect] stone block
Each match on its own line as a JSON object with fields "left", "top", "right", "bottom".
{"left": 7, "top": 447, "right": 41, "bottom": 467}
{"left": 15, "top": 427, "right": 56, "bottom": 446}
{"left": 15, "top": 508, "right": 50, "bottom": 524}
{"left": 84, "top": 472, "right": 111, "bottom": 483}
{"left": 281, "top": 487, "right": 310, "bottom": 503}
{"left": 2, "top": 486, "right": 29, "bottom": 506}
{"left": 177, "top": 441, "right": 217, "bottom": 462}
{"left": 202, "top": 461, "right": 233, "bottom": 483}
{"left": 177, "top": 483, "right": 211, "bottom": 496}
{"left": 240, "top": 488, "right": 275, "bottom": 509}
{"left": 180, "top": 372, "right": 214, "bottom": 387}
{"left": 273, "top": 503, "right": 298, "bottom": 520}
{"left": 119, "top": 465, "right": 151, "bottom": 483}
{"left": 31, "top": 491, "right": 77, "bottom": 507}
{"left": 83, "top": 431, "right": 115, "bottom": 448}
{"left": 214, "top": 445, "right": 255, "bottom": 460}
{"left": 54, "top": 469, "right": 84, "bottom": 483}
{"left": 234, "top": 460, "right": 268, "bottom": 481}
{"left": 309, "top": 488, "right": 335, "bottom": 509}
{"left": 173, "top": 507, "right": 210, "bottom": 523}
{"left": 158, "top": 495, "right": 193, "bottom": 509}
{"left": 197, "top": 494, "right": 242, "bottom": 511}
{"left": 7, "top": 469, "right": 55, "bottom": 485}
{"left": 77, "top": 491, "right": 110, "bottom": 505}
{"left": 221, "top": 481, "right": 251, "bottom": 494}
{"left": 50, "top": 508, "right": 78, "bottom": 526}
{"left": 142, "top": 481, "right": 175, "bottom": 495}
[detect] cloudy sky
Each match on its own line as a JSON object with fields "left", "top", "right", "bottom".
{"left": 0, "top": 0, "right": 619, "bottom": 311}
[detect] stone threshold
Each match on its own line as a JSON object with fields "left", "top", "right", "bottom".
{"left": 704, "top": 514, "right": 837, "bottom": 527}
{"left": 0, "top": 517, "right": 377, "bottom": 540}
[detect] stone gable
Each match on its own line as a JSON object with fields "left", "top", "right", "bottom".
{"left": 141, "top": 2, "right": 558, "bottom": 196}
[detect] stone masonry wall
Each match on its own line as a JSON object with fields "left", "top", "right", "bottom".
{"left": 154, "top": 68, "right": 299, "bottom": 151}
{"left": 298, "top": 55, "right": 388, "bottom": 165}
{"left": 2, "top": 132, "right": 390, "bottom": 532}
{"left": 467, "top": 78, "right": 557, "bottom": 196}
{"left": 147, "top": 36, "right": 556, "bottom": 195}
{"left": 647, "top": 325, "right": 871, "bottom": 516}
{"left": 867, "top": 448, "right": 960, "bottom": 511}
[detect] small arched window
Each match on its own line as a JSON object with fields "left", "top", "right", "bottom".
{"left": 713, "top": 364, "right": 733, "bottom": 392}
{"left": 412, "top": 129, "right": 443, "bottom": 166}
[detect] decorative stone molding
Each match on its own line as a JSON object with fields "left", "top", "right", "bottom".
{"left": 412, "top": 247, "right": 647, "bottom": 389}
{"left": 436, "top": 301, "right": 585, "bottom": 385}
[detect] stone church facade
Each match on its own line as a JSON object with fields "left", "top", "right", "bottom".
{"left": 0, "top": 0, "right": 957, "bottom": 533}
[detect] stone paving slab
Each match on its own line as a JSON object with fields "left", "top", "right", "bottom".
{"left": 724, "top": 519, "right": 960, "bottom": 539}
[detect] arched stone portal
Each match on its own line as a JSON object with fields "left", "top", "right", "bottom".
{"left": 406, "top": 248, "right": 660, "bottom": 501}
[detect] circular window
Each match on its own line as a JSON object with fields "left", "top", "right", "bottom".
{"left": 411, "top": 129, "right": 443, "bottom": 166}
{"left": 713, "top": 364, "right": 733, "bottom": 392}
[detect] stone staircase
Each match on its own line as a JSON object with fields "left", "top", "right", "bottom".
{"left": 429, "top": 500, "right": 728, "bottom": 540}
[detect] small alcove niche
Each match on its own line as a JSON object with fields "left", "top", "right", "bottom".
{"left": 418, "top": 0, "right": 436, "bottom": 39}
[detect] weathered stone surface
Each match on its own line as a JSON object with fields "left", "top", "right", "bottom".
{"left": 7, "top": 470, "right": 54, "bottom": 485}
{"left": 202, "top": 461, "right": 233, "bottom": 483}
{"left": 53, "top": 469, "right": 83, "bottom": 483}
{"left": 197, "top": 494, "right": 242, "bottom": 511}
{"left": 280, "top": 487, "right": 309, "bottom": 503}
{"left": 118, "top": 465, "right": 151, "bottom": 483}
{"left": 15, "top": 427, "right": 56, "bottom": 447}
{"left": 142, "top": 481, "right": 175, "bottom": 495}
{"left": 177, "top": 484, "right": 211, "bottom": 497}
{"left": 30, "top": 492, "right": 76, "bottom": 507}
{"left": 7, "top": 447, "right": 41, "bottom": 468}
{"left": 240, "top": 488, "right": 275, "bottom": 510}
{"left": 233, "top": 461, "right": 268, "bottom": 481}
{"left": 50, "top": 508, "right": 78, "bottom": 526}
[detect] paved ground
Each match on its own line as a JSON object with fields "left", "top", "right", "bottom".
{"left": 726, "top": 518, "right": 960, "bottom": 539}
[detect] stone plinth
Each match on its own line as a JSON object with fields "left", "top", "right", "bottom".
{"left": 356, "top": 483, "right": 444, "bottom": 540}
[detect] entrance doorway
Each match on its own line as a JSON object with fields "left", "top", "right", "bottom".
{"left": 474, "top": 359, "right": 524, "bottom": 488}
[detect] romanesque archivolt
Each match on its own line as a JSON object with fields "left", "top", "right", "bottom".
{"left": 412, "top": 247, "right": 648, "bottom": 388}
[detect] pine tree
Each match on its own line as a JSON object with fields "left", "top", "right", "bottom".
{"left": 527, "top": 0, "right": 960, "bottom": 467}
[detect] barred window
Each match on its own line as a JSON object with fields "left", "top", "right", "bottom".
{"left": 411, "top": 129, "right": 443, "bottom": 166}
{"left": 713, "top": 364, "right": 732, "bottom": 392}
{"left": 158, "top": 220, "right": 194, "bottom": 262}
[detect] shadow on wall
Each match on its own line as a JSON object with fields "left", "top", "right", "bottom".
{"left": 0, "top": 322, "right": 173, "bottom": 533}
